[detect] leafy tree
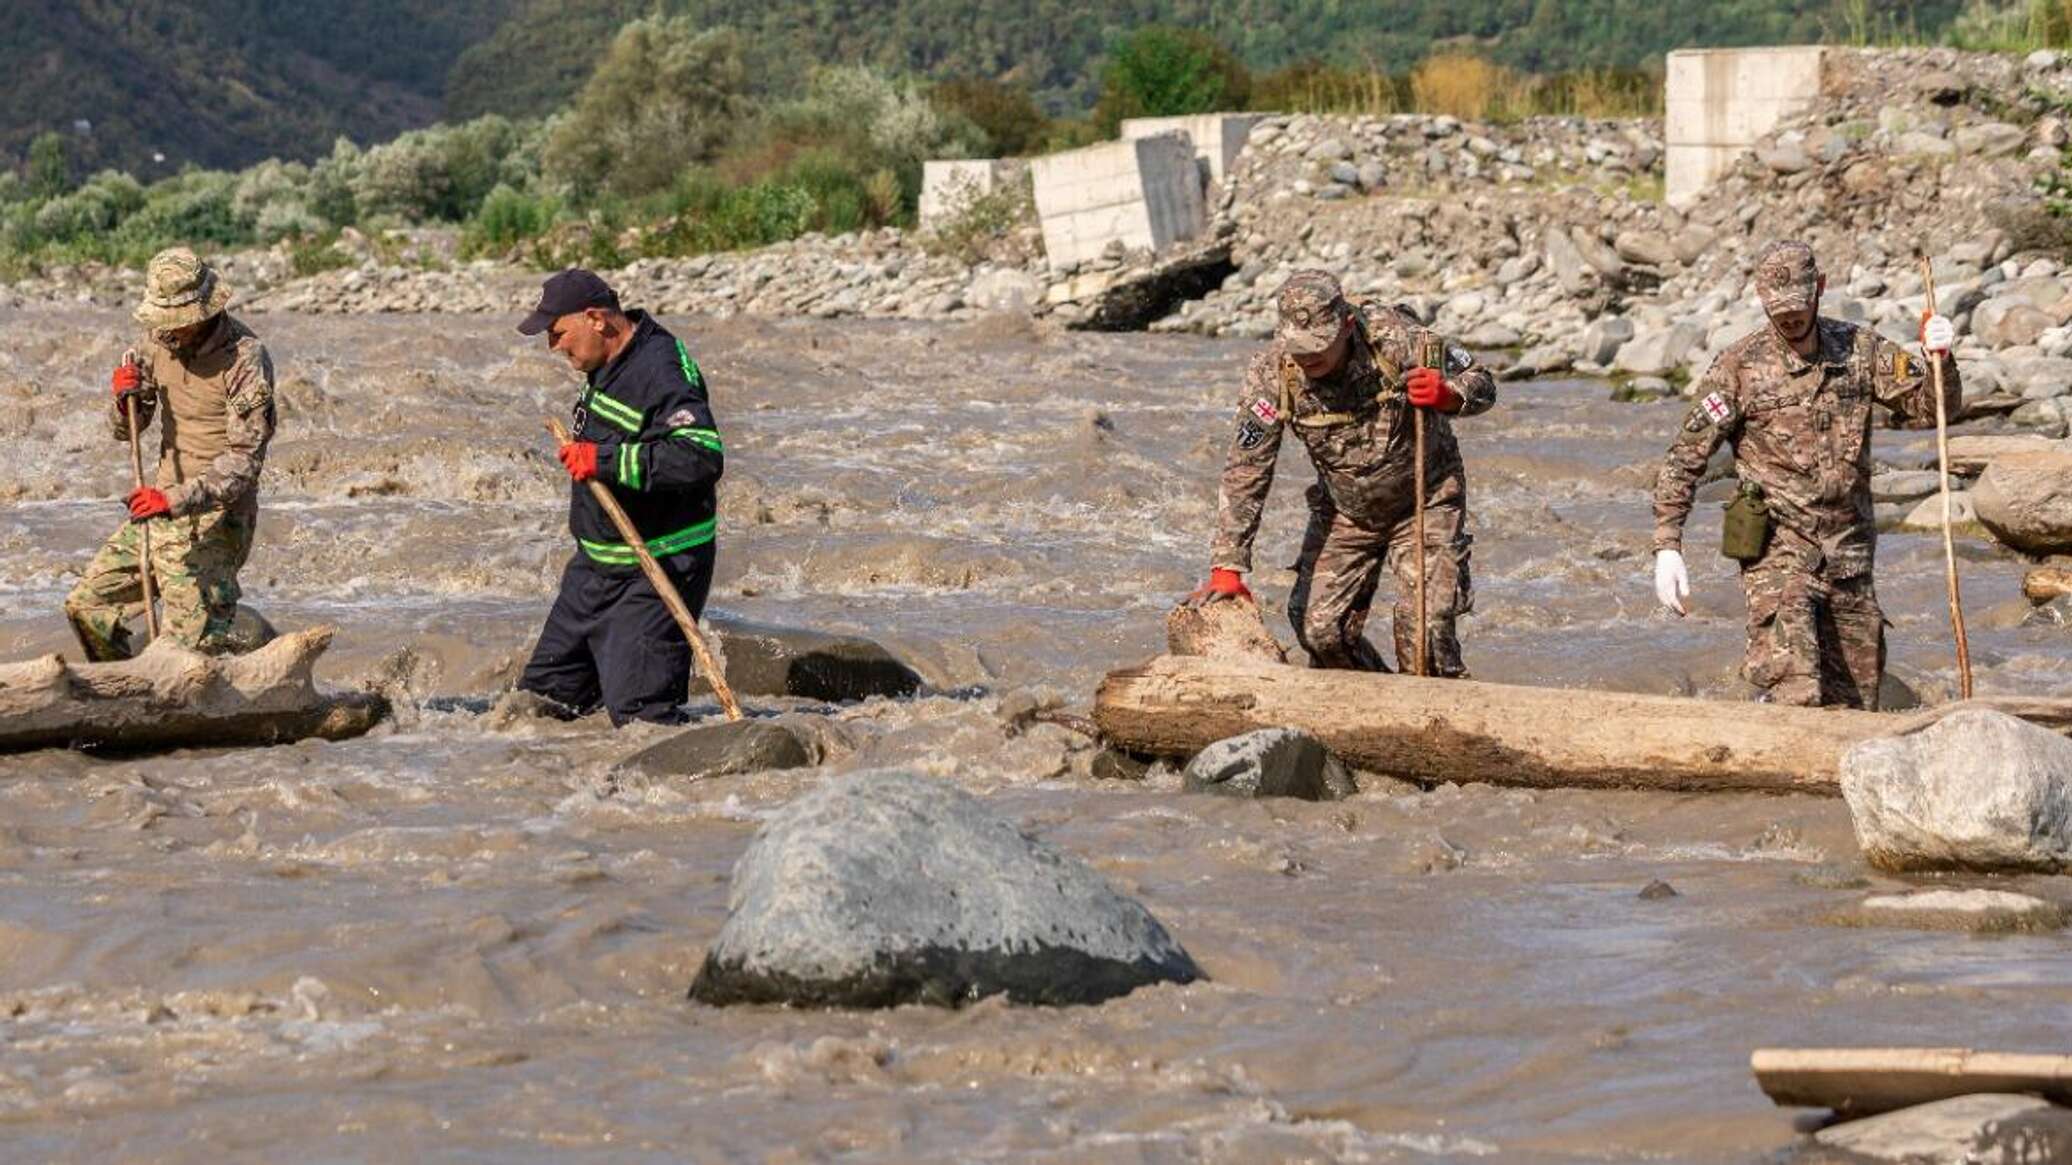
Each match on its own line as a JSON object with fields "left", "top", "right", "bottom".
{"left": 27, "top": 132, "right": 72, "bottom": 199}
{"left": 541, "top": 17, "right": 749, "bottom": 201}
{"left": 1092, "top": 26, "right": 1251, "bottom": 133}
{"left": 931, "top": 78, "right": 1050, "bottom": 157}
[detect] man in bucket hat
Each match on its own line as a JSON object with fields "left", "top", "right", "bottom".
{"left": 64, "top": 247, "right": 277, "bottom": 660}
{"left": 1651, "top": 240, "right": 1959, "bottom": 708}
{"left": 1194, "top": 270, "right": 1496, "bottom": 674}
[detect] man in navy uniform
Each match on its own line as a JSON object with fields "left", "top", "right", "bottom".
{"left": 516, "top": 269, "right": 723, "bottom": 724}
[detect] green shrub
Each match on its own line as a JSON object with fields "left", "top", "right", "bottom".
{"left": 541, "top": 17, "right": 748, "bottom": 201}
{"left": 462, "top": 183, "right": 561, "bottom": 256}
{"left": 931, "top": 78, "right": 1050, "bottom": 157}
{"left": 1093, "top": 26, "right": 1252, "bottom": 133}
{"left": 114, "top": 170, "right": 243, "bottom": 250}
{"left": 27, "top": 132, "right": 72, "bottom": 200}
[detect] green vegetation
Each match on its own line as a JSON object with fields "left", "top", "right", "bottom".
{"left": 7, "top": 0, "right": 2072, "bottom": 279}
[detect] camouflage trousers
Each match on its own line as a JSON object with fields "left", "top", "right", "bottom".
{"left": 64, "top": 504, "right": 256, "bottom": 662}
{"left": 1287, "top": 475, "right": 1473, "bottom": 675}
{"left": 1740, "top": 536, "right": 1884, "bottom": 710}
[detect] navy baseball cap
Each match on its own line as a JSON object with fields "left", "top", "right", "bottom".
{"left": 517, "top": 269, "right": 622, "bottom": 335}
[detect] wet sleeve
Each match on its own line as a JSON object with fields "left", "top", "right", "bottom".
{"left": 1651, "top": 352, "right": 1740, "bottom": 553}
{"left": 1209, "top": 355, "right": 1288, "bottom": 573}
{"left": 168, "top": 344, "right": 275, "bottom": 516}
{"left": 599, "top": 339, "right": 722, "bottom": 494}
{"left": 1868, "top": 331, "right": 1961, "bottom": 431}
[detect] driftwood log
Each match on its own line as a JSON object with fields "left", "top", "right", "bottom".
{"left": 1754, "top": 1047, "right": 2072, "bottom": 1117}
{"left": 0, "top": 627, "right": 387, "bottom": 754}
{"left": 1093, "top": 655, "right": 2072, "bottom": 795}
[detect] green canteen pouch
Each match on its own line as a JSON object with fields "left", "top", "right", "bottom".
{"left": 1721, "top": 481, "right": 1771, "bottom": 564}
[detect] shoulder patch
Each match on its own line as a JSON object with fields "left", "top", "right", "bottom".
{"left": 666, "top": 408, "right": 700, "bottom": 428}
{"left": 1444, "top": 342, "right": 1473, "bottom": 374}
{"left": 1249, "top": 398, "right": 1279, "bottom": 424}
{"left": 1700, "top": 391, "right": 1733, "bottom": 423}
{"left": 1235, "top": 420, "right": 1266, "bottom": 450}
{"left": 1893, "top": 350, "right": 1914, "bottom": 380}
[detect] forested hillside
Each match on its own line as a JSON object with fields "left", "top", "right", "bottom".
{"left": 9, "top": 0, "right": 1970, "bottom": 173}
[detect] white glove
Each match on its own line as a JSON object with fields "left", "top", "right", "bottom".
{"left": 1654, "top": 549, "right": 1690, "bottom": 617}
{"left": 1921, "top": 313, "right": 1955, "bottom": 355}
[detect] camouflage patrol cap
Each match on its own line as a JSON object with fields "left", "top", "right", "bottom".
{"left": 1754, "top": 240, "right": 1822, "bottom": 313}
{"left": 1275, "top": 270, "right": 1352, "bottom": 356}
{"left": 133, "top": 247, "right": 231, "bottom": 330}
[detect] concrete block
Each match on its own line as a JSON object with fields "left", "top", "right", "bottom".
{"left": 1665, "top": 46, "right": 1827, "bottom": 207}
{"left": 1030, "top": 133, "right": 1206, "bottom": 270}
{"left": 919, "top": 159, "right": 1025, "bottom": 230}
{"left": 1120, "top": 113, "right": 1270, "bottom": 183}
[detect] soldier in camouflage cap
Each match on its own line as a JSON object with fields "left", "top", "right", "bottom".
{"left": 1192, "top": 270, "right": 1497, "bottom": 674}
{"left": 64, "top": 248, "right": 277, "bottom": 660}
{"left": 1650, "top": 240, "right": 1960, "bottom": 708}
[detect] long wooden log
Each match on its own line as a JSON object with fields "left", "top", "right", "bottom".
{"left": 1754, "top": 1047, "right": 2072, "bottom": 1116}
{"left": 0, "top": 626, "right": 388, "bottom": 754}
{"left": 1093, "top": 655, "right": 2072, "bottom": 795}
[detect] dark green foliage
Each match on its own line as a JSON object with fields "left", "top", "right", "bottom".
{"left": 541, "top": 19, "right": 750, "bottom": 201}
{"left": 1093, "top": 26, "right": 1252, "bottom": 133}
{"left": 931, "top": 78, "right": 1050, "bottom": 157}
{"left": 27, "top": 133, "right": 71, "bottom": 200}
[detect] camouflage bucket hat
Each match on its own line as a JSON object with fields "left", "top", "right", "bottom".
{"left": 1754, "top": 240, "right": 1821, "bottom": 314}
{"left": 133, "top": 247, "right": 231, "bottom": 330}
{"left": 1276, "top": 270, "right": 1350, "bottom": 356}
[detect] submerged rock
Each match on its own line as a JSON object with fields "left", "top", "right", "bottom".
{"left": 613, "top": 717, "right": 829, "bottom": 782}
{"left": 1183, "top": 727, "right": 1357, "bottom": 801}
{"left": 1855, "top": 889, "right": 2065, "bottom": 933}
{"left": 1808, "top": 1094, "right": 2072, "bottom": 1164}
{"left": 706, "top": 615, "right": 924, "bottom": 702}
{"left": 1841, "top": 709, "right": 2072, "bottom": 873}
{"left": 689, "top": 771, "right": 1201, "bottom": 1008}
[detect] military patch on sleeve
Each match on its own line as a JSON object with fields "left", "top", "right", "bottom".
{"left": 1444, "top": 343, "right": 1473, "bottom": 374}
{"left": 1249, "top": 398, "right": 1279, "bottom": 424}
{"left": 666, "top": 408, "right": 700, "bottom": 428}
{"left": 1236, "top": 420, "right": 1266, "bottom": 449}
{"left": 1893, "top": 350, "right": 1915, "bottom": 380}
{"left": 1701, "top": 392, "right": 1733, "bottom": 424}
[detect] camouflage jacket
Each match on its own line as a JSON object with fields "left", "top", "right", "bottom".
{"left": 1211, "top": 303, "right": 1496, "bottom": 572}
{"left": 115, "top": 315, "right": 276, "bottom": 517}
{"left": 1652, "top": 317, "right": 1960, "bottom": 577}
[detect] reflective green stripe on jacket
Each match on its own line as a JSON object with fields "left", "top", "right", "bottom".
{"left": 577, "top": 515, "right": 717, "bottom": 565}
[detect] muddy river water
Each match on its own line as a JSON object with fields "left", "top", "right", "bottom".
{"left": 0, "top": 306, "right": 2068, "bottom": 1163}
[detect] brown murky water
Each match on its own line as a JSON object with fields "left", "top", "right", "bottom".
{"left": 1, "top": 306, "right": 2069, "bottom": 1163}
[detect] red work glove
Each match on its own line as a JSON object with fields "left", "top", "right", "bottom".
{"left": 127, "top": 486, "right": 170, "bottom": 520}
{"left": 558, "top": 441, "right": 599, "bottom": 482}
{"left": 1406, "top": 366, "right": 1461, "bottom": 412}
{"left": 1188, "top": 568, "right": 1253, "bottom": 606}
{"left": 111, "top": 363, "right": 143, "bottom": 400}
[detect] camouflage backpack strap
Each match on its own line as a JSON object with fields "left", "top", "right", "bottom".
{"left": 1282, "top": 356, "right": 1363, "bottom": 429}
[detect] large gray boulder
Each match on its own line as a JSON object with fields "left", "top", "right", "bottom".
{"left": 689, "top": 771, "right": 1201, "bottom": 1008}
{"left": 1973, "top": 451, "right": 2072, "bottom": 554}
{"left": 1183, "top": 727, "right": 1357, "bottom": 801}
{"left": 1579, "top": 315, "right": 1635, "bottom": 365}
{"left": 1810, "top": 1094, "right": 2072, "bottom": 1164}
{"left": 613, "top": 715, "right": 848, "bottom": 782}
{"left": 1614, "top": 322, "right": 1705, "bottom": 377}
{"left": 1841, "top": 709, "right": 2072, "bottom": 873}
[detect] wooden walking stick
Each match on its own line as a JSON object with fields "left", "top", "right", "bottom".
{"left": 1919, "top": 257, "right": 1974, "bottom": 699}
{"left": 1411, "top": 336, "right": 1445, "bottom": 678}
{"left": 121, "top": 350, "right": 159, "bottom": 642}
{"left": 546, "top": 417, "right": 743, "bottom": 721}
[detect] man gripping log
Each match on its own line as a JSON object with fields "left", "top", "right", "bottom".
{"left": 515, "top": 270, "right": 724, "bottom": 726}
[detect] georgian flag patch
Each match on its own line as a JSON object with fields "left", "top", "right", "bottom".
{"left": 1701, "top": 392, "right": 1733, "bottom": 423}
{"left": 1249, "top": 398, "right": 1279, "bottom": 424}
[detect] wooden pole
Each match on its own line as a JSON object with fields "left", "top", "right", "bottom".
{"left": 1919, "top": 258, "right": 1975, "bottom": 699}
{"left": 546, "top": 418, "right": 742, "bottom": 722}
{"left": 121, "top": 352, "right": 159, "bottom": 641}
{"left": 1412, "top": 407, "right": 1428, "bottom": 677}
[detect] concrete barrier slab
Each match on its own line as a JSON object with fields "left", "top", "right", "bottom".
{"left": 1121, "top": 113, "right": 1270, "bottom": 183}
{"left": 1030, "top": 133, "right": 1205, "bottom": 270}
{"left": 1666, "top": 46, "right": 1827, "bottom": 206}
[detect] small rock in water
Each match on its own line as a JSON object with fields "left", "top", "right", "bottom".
{"left": 707, "top": 616, "right": 925, "bottom": 702}
{"left": 1090, "top": 747, "right": 1153, "bottom": 782}
{"left": 613, "top": 717, "right": 828, "bottom": 782}
{"left": 1841, "top": 709, "right": 2072, "bottom": 873}
{"left": 1811, "top": 1094, "right": 2072, "bottom": 1163}
{"left": 689, "top": 771, "right": 1201, "bottom": 1007}
{"left": 1854, "top": 888, "right": 2066, "bottom": 933}
{"left": 1183, "top": 727, "right": 1357, "bottom": 801}
{"left": 1638, "top": 879, "right": 1679, "bottom": 900}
